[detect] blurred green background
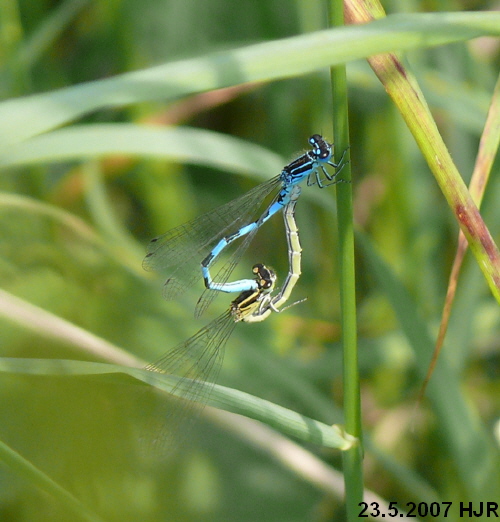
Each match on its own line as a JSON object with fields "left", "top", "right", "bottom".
{"left": 0, "top": 0, "right": 499, "bottom": 520}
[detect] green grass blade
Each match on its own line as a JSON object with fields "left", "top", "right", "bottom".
{"left": 0, "top": 288, "right": 141, "bottom": 367}
{"left": 0, "top": 12, "right": 499, "bottom": 150}
{"left": 0, "top": 124, "right": 337, "bottom": 213}
{"left": 0, "top": 357, "right": 356, "bottom": 450}
{"left": 0, "top": 124, "right": 284, "bottom": 175}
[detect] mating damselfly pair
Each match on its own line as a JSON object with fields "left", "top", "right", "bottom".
{"left": 143, "top": 135, "right": 346, "bottom": 412}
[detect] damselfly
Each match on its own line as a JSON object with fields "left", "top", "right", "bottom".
{"left": 146, "top": 186, "right": 302, "bottom": 419}
{"left": 143, "top": 135, "right": 345, "bottom": 317}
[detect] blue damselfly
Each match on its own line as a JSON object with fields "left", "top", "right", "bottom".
{"left": 143, "top": 135, "right": 344, "bottom": 316}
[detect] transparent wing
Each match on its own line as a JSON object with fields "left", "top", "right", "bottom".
{"left": 145, "top": 311, "right": 237, "bottom": 454}
{"left": 194, "top": 181, "right": 296, "bottom": 318}
{"left": 143, "top": 176, "right": 281, "bottom": 304}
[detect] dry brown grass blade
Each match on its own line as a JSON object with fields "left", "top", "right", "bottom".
{"left": 418, "top": 73, "right": 500, "bottom": 401}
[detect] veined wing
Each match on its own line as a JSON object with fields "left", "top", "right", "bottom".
{"left": 143, "top": 175, "right": 281, "bottom": 303}
{"left": 194, "top": 183, "right": 292, "bottom": 318}
{"left": 145, "top": 310, "right": 236, "bottom": 453}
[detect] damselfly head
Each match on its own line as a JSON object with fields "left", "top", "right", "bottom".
{"left": 309, "top": 134, "right": 332, "bottom": 161}
{"left": 252, "top": 263, "right": 277, "bottom": 291}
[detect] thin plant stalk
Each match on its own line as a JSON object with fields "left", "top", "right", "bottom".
{"left": 329, "top": 1, "right": 362, "bottom": 519}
